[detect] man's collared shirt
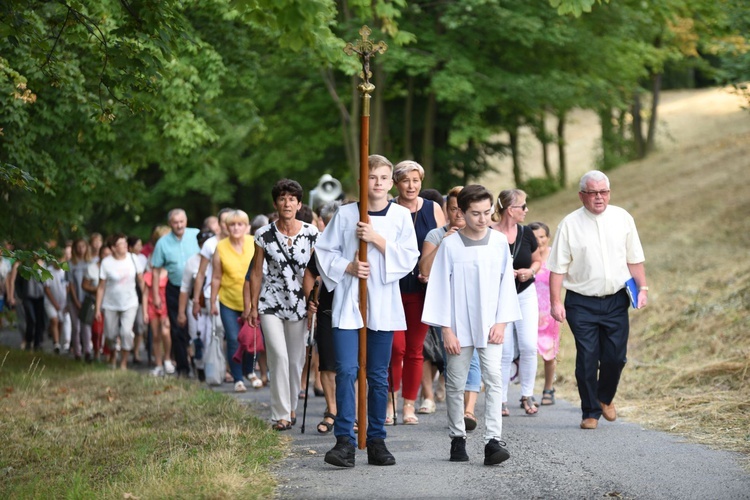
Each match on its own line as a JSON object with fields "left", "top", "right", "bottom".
{"left": 548, "top": 205, "right": 644, "bottom": 297}
{"left": 151, "top": 228, "right": 200, "bottom": 286}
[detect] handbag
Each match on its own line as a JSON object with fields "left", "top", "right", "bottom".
{"left": 235, "top": 320, "right": 265, "bottom": 362}
{"left": 423, "top": 325, "right": 444, "bottom": 372}
{"left": 79, "top": 295, "right": 96, "bottom": 325}
{"left": 203, "top": 317, "right": 226, "bottom": 386}
{"left": 131, "top": 254, "right": 142, "bottom": 304}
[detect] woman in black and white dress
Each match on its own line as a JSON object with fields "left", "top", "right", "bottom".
{"left": 249, "top": 179, "right": 318, "bottom": 430}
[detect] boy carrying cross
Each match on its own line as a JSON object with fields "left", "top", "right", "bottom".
{"left": 422, "top": 184, "right": 521, "bottom": 465}
{"left": 315, "top": 154, "right": 419, "bottom": 468}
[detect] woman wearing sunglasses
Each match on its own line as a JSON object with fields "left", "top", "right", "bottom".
{"left": 491, "top": 189, "right": 541, "bottom": 416}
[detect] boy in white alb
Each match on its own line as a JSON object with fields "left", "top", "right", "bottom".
{"left": 315, "top": 154, "right": 419, "bottom": 468}
{"left": 422, "top": 185, "right": 521, "bottom": 465}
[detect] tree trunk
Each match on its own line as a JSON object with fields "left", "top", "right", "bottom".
{"left": 403, "top": 76, "right": 414, "bottom": 160}
{"left": 556, "top": 110, "right": 567, "bottom": 187}
{"left": 421, "top": 91, "right": 436, "bottom": 182}
{"left": 321, "top": 68, "right": 355, "bottom": 176}
{"left": 631, "top": 89, "right": 646, "bottom": 159}
{"left": 646, "top": 72, "right": 662, "bottom": 153}
{"left": 509, "top": 124, "right": 522, "bottom": 187}
{"left": 371, "top": 63, "right": 386, "bottom": 155}
{"left": 539, "top": 110, "right": 552, "bottom": 179}
{"left": 598, "top": 107, "right": 615, "bottom": 169}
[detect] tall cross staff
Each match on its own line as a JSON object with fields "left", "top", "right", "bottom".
{"left": 344, "top": 25, "right": 387, "bottom": 450}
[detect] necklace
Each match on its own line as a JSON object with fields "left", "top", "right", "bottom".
{"left": 276, "top": 222, "right": 295, "bottom": 246}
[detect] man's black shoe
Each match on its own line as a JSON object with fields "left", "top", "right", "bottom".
{"left": 366, "top": 438, "right": 396, "bottom": 466}
{"left": 450, "top": 436, "right": 469, "bottom": 462}
{"left": 324, "top": 436, "right": 356, "bottom": 468}
{"left": 484, "top": 439, "right": 510, "bottom": 465}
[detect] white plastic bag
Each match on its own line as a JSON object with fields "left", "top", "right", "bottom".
{"left": 203, "top": 317, "right": 225, "bottom": 386}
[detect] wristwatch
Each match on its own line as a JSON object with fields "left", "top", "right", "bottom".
{"left": 639, "top": 286, "right": 649, "bottom": 291}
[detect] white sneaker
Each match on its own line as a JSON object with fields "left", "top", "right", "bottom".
{"left": 164, "top": 360, "right": 176, "bottom": 374}
{"left": 234, "top": 381, "right": 247, "bottom": 393}
{"left": 150, "top": 366, "right": 164, "bottom": 377}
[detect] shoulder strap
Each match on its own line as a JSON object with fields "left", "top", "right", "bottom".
{"left": 511, "top": 225, "right": 524, "bottom": 261}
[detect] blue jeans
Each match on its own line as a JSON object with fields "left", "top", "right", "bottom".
{"left": 333, "top": 328, "right": 393, "bottom": 445}
{"left": 219, "top": 303, "right": 254, "bottom": 383}
{"left": 465, "top": 350, "right": 482, "bottom": 392}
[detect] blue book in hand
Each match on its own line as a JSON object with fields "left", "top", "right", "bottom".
{"left": 625, "top": 278, "right": 639, "bottom": 309}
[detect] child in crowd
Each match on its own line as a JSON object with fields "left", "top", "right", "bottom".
{"left": 422, "top": 185, "right": 521, "bottom": 465}
{"left": 315, "top": 154, "right": 419, "bottom": 468}
{"left": 528, "top": 221, "right": 560, "bottom": 405}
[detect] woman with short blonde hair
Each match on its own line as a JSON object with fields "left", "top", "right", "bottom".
{"left": 388, "top": 160, "right": 446, "bottom": 425}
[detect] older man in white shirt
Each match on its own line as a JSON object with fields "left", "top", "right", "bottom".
{"left": 548, "top": 170, "right": 648, "bottom": 430}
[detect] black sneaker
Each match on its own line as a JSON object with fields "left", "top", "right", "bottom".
{"left": 484, "top": 439, "right": 510, "bottom": 465}
{"left": 450, "top": 436, "right": 469, "bottom": 462}
{"left": 367, "top": 438, "right": 396, "bottom": 466}
{"left": 325, "top": 436, "right": 356, "bottom": 468}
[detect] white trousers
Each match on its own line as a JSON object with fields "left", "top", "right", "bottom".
{"left": 445, "top": 342, "right": 504, "bottom": 444}
{"left": 502, "top": 284, "right": 539, "bottom": 401}
{"left": 260, "top": 314, "right": 307, "bottom": 422}
{"left": 103, "top": 306, "right": 138, "bottom": 351}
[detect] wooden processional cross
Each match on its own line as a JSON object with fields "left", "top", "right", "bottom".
{"left": 343, "top": 26, "right": 387, "bottom": 450}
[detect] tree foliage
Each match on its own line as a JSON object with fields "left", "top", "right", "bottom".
{"left": 1, "top": 0, "right": 747, "bottom": 255}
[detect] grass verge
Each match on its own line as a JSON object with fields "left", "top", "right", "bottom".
{"left": 0, "top": 349, "right": 283, "bottom": 498}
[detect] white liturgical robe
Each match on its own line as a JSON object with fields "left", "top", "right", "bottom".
{"left": 314, "top": 202, "right": 419, "bottom": 331}
{"left": 422, "top": 229, "right": 521, "bottom": 348}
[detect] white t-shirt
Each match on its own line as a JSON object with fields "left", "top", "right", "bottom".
{"left": 99, "top": 253, "right": 144, "bottom": 311}
{"left": 180, "top": 253, "right": 201, "bottom": 295}
{"left": 86, "top": 262, "right": 100, "bottom": 290}
{"left": 43, "top": 266, "right": 68, "bottom": 307}
{"left": 199, "top": 235, "right": 219, "bottom": 294}
{"left": 0, "top": 258, "right": 10, "bottom": 296}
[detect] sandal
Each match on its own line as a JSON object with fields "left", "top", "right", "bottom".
{"left": 464, "top": 412, "right": 477, "bottom": 431}
{"left": 502, "top": 403, "right": 510, "bottom": 417}
{"left": 520, "top": 396, "right": 538, "bottom": 415}
{"left": 248, "top": 373, "right": 263, "bottom": 389}
{"left": 417, "top": 398, "right": 436, "bottom": 414}
{"left": 384, "top": 414, "right": 395, "bottom": 426}
{"left": 541, "top": 388, "right": 556, "bottom": 405}
{"left": 403, "top": 403, "right": 419, "bottom": 425}
{"left": 273, "top": 420, "right": 292, "bottom": 431}
{"left": 317, "top": 411, "right": 336, "bottom": 435}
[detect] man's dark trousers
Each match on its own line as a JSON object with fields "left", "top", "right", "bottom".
{"left": 565, "top": 289, "right": 629, "bottom": 420}
{"left": 166, "top": 282, "right": 191, "bottom": 376}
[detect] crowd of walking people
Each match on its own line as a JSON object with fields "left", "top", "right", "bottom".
{"left": 0, "top": 163, "right": 647, "bottom": 468}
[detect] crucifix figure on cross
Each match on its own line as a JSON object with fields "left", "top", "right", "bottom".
{"left": 344, "top": 25, "right": 388, "bottom": 97}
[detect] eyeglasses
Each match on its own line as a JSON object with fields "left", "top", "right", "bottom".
{"left": 581, "top": 190, "right": 610, "bottom": 197}
{"left": 510, "top": 204, "right": 528, "bottom": 210}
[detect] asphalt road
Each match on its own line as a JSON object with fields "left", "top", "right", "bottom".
{"left": 2, "top": 327, "right": 749, "bottom": 499}
{"left": 221, "top": 374, "right": 750, "bottom": 500}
